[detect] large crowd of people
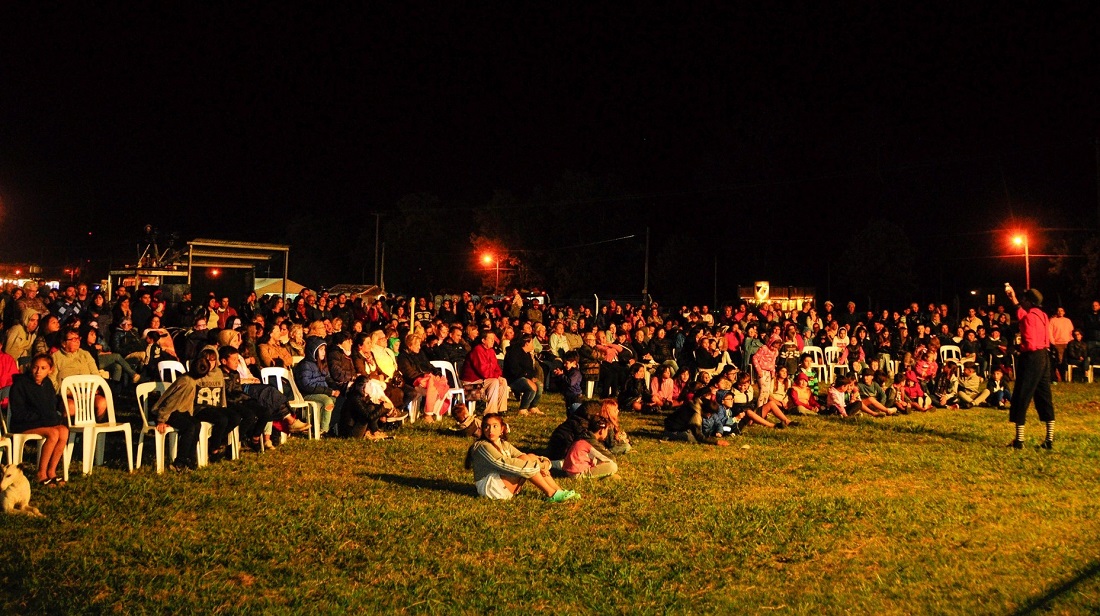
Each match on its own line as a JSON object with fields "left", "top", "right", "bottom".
{"left": 0, "top": 281, "right": 1092, "bottom": 495}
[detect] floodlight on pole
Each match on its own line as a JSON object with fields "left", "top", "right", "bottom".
{"left": 1012, "top": 233, "right": 1030, "bottom": 289}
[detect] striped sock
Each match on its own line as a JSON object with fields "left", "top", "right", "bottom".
{"left": 1015, "top": 424, "right": 1025, "bottom": 442}
{"left": 1044, "top": 421, "right": 1054, "bottom": 443}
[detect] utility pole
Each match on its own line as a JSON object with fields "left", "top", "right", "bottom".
{"left": 371, "top": 213, "right": 382, "bottom": 286}
{"left": 642, "top": 226, "right": 650, "bottom": 302}
{"left": 380, "top": 242, "right": 386, "bottom": 291}
{"left": 1095, "top": 136, "right": 1100, "bottom": 228}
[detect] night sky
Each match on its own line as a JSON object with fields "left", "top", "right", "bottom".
{"left": 2, "top": 4, "right": 1098, "bottom": 301}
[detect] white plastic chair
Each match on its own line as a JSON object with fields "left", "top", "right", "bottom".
{"left": 887, "top": 359, "right": 900, "bottom": 376}
{"left": 0, "top": 434, "right": 9, "bottom": 465}
{"left": 939, "top": 345, "right": 962, "bottom": 367}
{"left": 135, "top": 381, "right": 240, "bottom": 472}
{"left": 61, "top": 375, "right": 134, "bottom": 475}
{"left": 158, "top": 360, "right": 186, "bottom": 383}
{"left": 823, "top": 346, "right": 847, "bottom": 382}
{"left": 430, "top": 360, "right": 467, "bottom": 418}
{"left": 802, "top": 345, "right": 828, "bottom": 383}
{"left": 135, "top": 381, "right": 172, "bottom": 473}
{"left": 260, "top": 367, "right": 319, "bottom": 439}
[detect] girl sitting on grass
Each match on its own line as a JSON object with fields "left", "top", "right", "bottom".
{"left": 787, "top": 372, "right": 821, "bottom": 414}
{"left": 341, "top": 375, "right": 395, "bottom": 440}
{"left": 729, "top": 372, "right": 781, "bottom": 429}
{"left": 914, "top": 349, "right": 939, "bottom": 394}
{"left": 465, "top": 413, "right": 579, "bottom": 502}
{"left": 562, "top": 417, "right": 619, "bottom": 479}
{"left": 618, "top": 362, "right": 655, "bottom": 414}
{"left": 649, "top": 364, "right": 676, "bottom": 410}
{"left": 933, "top": 360, "right": 960, "bottom": 409}
{"left": 898, "top": 371, "right": 932, "bottom": 412}
{"left": 597, "top": 398, "right": 632, "bottom": 455}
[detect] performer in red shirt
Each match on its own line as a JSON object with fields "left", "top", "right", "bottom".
{"left": 1005, "top": 286, "right": 1055, "bottom": 450}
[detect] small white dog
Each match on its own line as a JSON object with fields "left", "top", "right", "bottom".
{"left": 1, "top": 464, "right": 44, "bottom": 517}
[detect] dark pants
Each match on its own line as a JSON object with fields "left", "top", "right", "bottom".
{"left": 227, "top": 401, "right": 264, "bottom": 440}
{"left": 1009, "top": 350, "right": 1055, "bottom": 425}
{"left": 166, "top": 406, "right": 229, "bottom": 468}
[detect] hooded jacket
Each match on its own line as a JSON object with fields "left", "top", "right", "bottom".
{"left": 3, "top": 308, "right": 39, "bottom": 360}
{"left": 294, "top": 336, "right": 334, "bottom": 395}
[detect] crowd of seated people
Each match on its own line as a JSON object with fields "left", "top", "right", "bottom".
{"left": 2, "top": 281, "right": 1098, "bottom": 485}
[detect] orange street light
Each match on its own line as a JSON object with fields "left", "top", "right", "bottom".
{"left": 1012, "top": 234, "right": 1030, "bottom": 289}
{"left": 482, "top": 253, "right": 499, "bottom": 292}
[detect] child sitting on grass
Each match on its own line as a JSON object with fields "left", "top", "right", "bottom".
{"left": 787, "top": 372, "right": 821, "bottom": 414}
{"left": 562, "top": 417, "right": 619, "bottom": 479}
{"left": 933, "top": 360, "right": 960, "bottom": 409}
{"left": 597, "top": 398, "right": 632, "bottom": 455}
{"left": 552, "top": 350, "right": 583, "bottom": 415}
{"left": 898, "top": 371, "right": 932, "bottom": 412}
{"left": 956, "top": 361, "right": 988, "bottom": 409}
{"left": 663, "top": 391, "right": 729, "bottom": 446}
{"left": 797, "top": 353, "right": 822, "bottom": 397}
{"left": 465, "top": 413, "right": 579, "bottom": 502}
{"left": 547, "top": 401, "right": 594, "bottom": 462}
{"left": 857, "top": 368, "right": 894, "bottom": 416}
{"left": 826, "top": 375, "right": 869, "bottom": 418}
{"left": 703, "top": 391, "right": 733, "bottom": 438}
{"left": 618, "top": 362, "right": 656, "bottom": 414}
{"left": 449, "top": 402, "right": 481, "bottom": 437}
{"left": 729, "top": 372, "right": 783, "bottom": 428}
{"left": 984, "top": 367, "right": 1012, "bottom": 408}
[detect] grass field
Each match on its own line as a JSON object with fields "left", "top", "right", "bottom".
{"left": 2, "top": 385, "right": 1099, "bottom": 614}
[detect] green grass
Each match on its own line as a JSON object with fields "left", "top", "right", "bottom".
{"left": 3, "top": 386, "right": 1100, "bottom": 614}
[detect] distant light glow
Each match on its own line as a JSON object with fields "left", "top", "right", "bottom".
{"left": 482, "top": 254, "right": 493, "bottom": 264}
{"left": 1012, "top": 235, "right": 1024, "bottom": 246}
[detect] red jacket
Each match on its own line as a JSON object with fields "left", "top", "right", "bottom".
{"left": 461, "top": 344, "right": 502, "bottom": 381}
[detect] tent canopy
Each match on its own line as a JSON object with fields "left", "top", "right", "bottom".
{"left": 255, "top": 278, "right": 304, "bottom": 297}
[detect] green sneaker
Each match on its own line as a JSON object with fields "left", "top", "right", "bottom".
{"left": 549, "top": 489, "right": 580, "bottom": 503}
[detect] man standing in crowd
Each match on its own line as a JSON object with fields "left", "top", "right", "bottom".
{"left": 1005, "top": 286, "right": 1055, "bottom": 450}
{"left": 1084, "top": 300, "right": 1100, "bottom": 361}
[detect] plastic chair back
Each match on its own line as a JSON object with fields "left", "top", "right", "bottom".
{"left": 940, "top": 345, "right": 962, "bottom": 366}
{"left": 431, "top": 360, "right": 462, "bottom": 389}
{"left": 261, "top": 367, "right": 305, "bottom": 403}
{"left": 158, "top": 360, "right": 186, "bottom": 383}
{"left": 135, "top": 381, "right": 168, "bottom": 427}
{"left": 61, "top": 375, "right": 116, "bottom": 426}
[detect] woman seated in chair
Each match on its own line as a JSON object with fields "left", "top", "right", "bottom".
{"left": 8, "top": 354, "right": 69, "bottom": 486}
{"left": 397, "top": 332, "right": 450, "bottom": 422}
{"left": 81, "top": 324, "right": 140, "bottom": 387}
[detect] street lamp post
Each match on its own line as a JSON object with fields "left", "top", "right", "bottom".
{"left": 482, "top": 254, "right": 500, "bottom": 293}
{"left": 1013, "top": 234, "right": 1030, "bottom": 289}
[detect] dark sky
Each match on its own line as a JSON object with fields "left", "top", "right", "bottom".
{"left": 2, "top": 4, "right": 1099, "bottom": 294}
